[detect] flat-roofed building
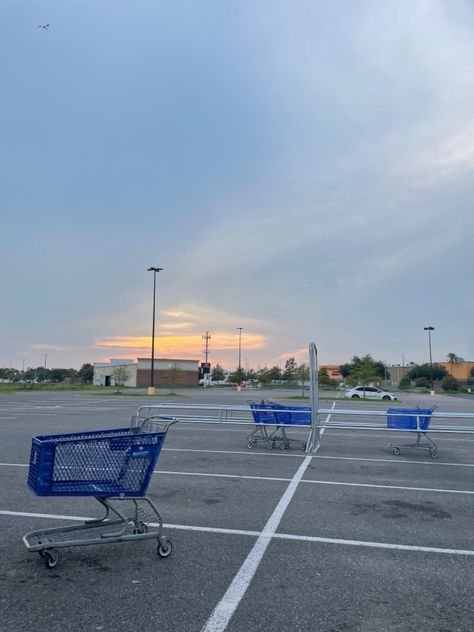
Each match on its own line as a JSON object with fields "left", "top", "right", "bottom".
{"left": 438, "top": 361, "right": 474, "bottom": 386}
{"left": 94, "top": 358, "right": 199, "bottom": 387}
{"left": 136, "top": 358, "right": 199, "bottom": 387}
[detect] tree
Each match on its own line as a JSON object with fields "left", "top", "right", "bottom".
{"left": 163, "top": 363, "right": 182, "bottom": 394}
{"left": 318, "top": 367, "right": 331, "bottom": 385}
{"left": 446, "top": 353, "right": 459, "bottom": 375}
{"left": 211, "top": 364, "right": 225, "bottom": 382}
{"left": 471, "top": 366, "right": 474, "bottom": 378}
{"left": 398, "top": 376, "right": 411, "bottom": 390}
{"left": 283, "top": 358, "right": 297, "bottom": 383}
{"left": 49, "top": 368, "right": 74, "bottom": 383}
{"left": 227, "top": 368, "right": 245, "bottom": 384}
{"left": 442, "top": 374, "right": 459, "bottom": 391}
{"left": 79, "top": 363, "right": 94, "bottom": 384}
{"left": 256, "top": 368, "right": 271, "bottom": 386}
{"left": 340, "top": 355, "right": 385, "bottom": 382}
{"left": 339, "top": 363, "right": 352, "bottom": 379}
{"left": 267, "top": 366, "right": 282, "bottom": 383}
{"left": 414, "top": 377, "right": 431, "bottom": 389}
{"left": 111, "top": 365, "right": 130, "bottom": 391}
{"left": 346, "top": 356, "right": 382, "bottom": 396}
{"left": 407, "top": 364, "right": 447, "bottom": 381}
{"left": 297, "top": 363, "right": 310, "bottom": 396}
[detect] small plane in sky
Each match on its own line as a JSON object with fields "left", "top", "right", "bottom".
{"left": 38, "top": 24, "right": 50, "bottom": 30}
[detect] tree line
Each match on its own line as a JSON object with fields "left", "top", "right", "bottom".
{"left": 0, "top": 364, "right": 94, "bottom": 384}
{"left": 214, "top": 353, "right": 473, "bottom": 392}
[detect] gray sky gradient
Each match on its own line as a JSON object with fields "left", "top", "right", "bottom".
{"left": 1, "top": 0, "right": 473, "bottom": 370}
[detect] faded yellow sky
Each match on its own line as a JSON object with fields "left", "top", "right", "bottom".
{"left": 96, "top": 331, "right": 268, "bottom": 366}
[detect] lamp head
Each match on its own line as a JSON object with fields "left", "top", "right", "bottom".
{"left": 147, "top": 267, "right": 163, "bottom": 272}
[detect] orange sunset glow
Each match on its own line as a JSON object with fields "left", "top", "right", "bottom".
{"left": 95, "top": 332, "right": 267, "bottom": 359}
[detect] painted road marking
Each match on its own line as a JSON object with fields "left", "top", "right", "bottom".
{"left": 2, "top": 509, "right": 474, "bottom": 557}
{"left": 2, "top": 461, "right": 474, "bottom": 495}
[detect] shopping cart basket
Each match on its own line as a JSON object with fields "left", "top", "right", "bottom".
{"left": 247, "top": 401, "right": 310, "bottom": 451}
{"left": 23, "top": 416, "right": 177, "bottom": 569}
{"left": 387, "top": 406, "right": 438, "bottom": 459}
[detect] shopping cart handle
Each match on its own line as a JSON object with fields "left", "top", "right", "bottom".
{"left": 133, "top": 414, "right": 179, "bottom": 433}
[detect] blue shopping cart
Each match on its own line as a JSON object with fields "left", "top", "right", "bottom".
{"left": 247, "top": 401, "right": 311, "bottom": 450}
{"left": 23, "top": 416, "right": 177, "bottom": 569}
{"left": 387, "top": 406, "right": 439, "bottom": 459}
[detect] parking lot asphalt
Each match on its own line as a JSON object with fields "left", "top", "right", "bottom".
{"left": 1, "top": 389, "right": 474, "bottom": 631}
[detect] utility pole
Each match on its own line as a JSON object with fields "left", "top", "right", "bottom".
{"left": 202, "top": 331, "right": 211, "bottom": 363}
{"left": 236, "top": 327, "right": 243, "bottom": 390}
{"left": 44, "top": 354, "right": 48, "bottom": 369}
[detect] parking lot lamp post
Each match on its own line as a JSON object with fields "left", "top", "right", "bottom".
{"left": 147, "top": 267, "right": 163, "bottom": 395}
{"left": 424, "top": 326, "right": 435, "bottom": 395}
{"left": 236, "top": 327, "right": 243, "bottom": 390}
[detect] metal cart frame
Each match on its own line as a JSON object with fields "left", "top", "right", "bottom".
{"left": 23, "top": 416, "right": 177, "bottom": 569}
{"left": 387, "top": 406, "right": 439, "bottom": 459}
{"left": 247, "top": 401, "right": 310, "bottom": 451}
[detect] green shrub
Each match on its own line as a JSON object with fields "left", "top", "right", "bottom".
{"left": 398, "top": 376, "right": 411, "bottom": 390}
{"left": 414, "top": 377, "right": 431, "bottom": 389}
{"left": 442, "top": 374, "right": 460, "bottom": 391}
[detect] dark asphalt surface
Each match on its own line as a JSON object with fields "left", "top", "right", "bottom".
{"left": 1, "top": 389, "right": 474, "bottom": 631}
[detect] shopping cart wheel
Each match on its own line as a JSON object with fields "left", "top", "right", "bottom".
{"left": 280, "top": 443, "right": 288, "bottom": 450}
{"left": 157, "top": 539, "right": 173, "bottom": 558}
{"left": 392, "top": 448, "right": 400, "bottom": 456}
{"left": 133, "top": 521, "right": 149, "bottom": 534}
{"left": 267, "top": 442, "right": 274, "bottom": 450}
{"left": 247, "top": 442, "right": 255, "bottom": 449}
{"left": 301, "top": 443, "right": 307, "bottom": 451}
{"left": 430, "top": 449, "right": 439, "bottom": 459}
{"left": 43, "top": 549, "right": 59, "bottom": 569}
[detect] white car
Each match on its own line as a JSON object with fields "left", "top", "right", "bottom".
{"left": 345, "top": 386, "right": 397, "bottom": 400}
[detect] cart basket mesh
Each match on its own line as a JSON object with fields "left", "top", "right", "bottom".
{"left": 249, "top": 402, "right": 311, "bottom": 425}
{"left": 267, "top": 402, "right": 311, "bottom": 425}
{"left": 27, "top": 428, "right": 165, "bottom": 496}
{"left": 387, "top": 408, "right": 433, "bottom": 431}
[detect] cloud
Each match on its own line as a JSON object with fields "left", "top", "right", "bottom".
{"left": 95, "top": 332, "right": 267, "bottom": 359}
{"left": 160, "top": 322, "right": 195, "bottom": 331}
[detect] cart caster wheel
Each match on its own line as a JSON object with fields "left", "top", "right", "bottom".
{"left": 392, "top": 448, "right": 400, "bottom": 456}
{"left": 133, "top": 521, "right": 149, "bottom": 534}
{"left": 247, "top": 442, "right": 255, "bottom": 449}
{"left": 280, "top": 443, "right": 288, "bottom": 450}
{"left": 157, "top": 540, "right": 173, "bottom": 558}
{"left": 44, "top": 549, "right": 59, "bottom": 569}
{"left": 267, "top": 442, "right": 274, "bottom": 450}
{"left": 430, "top": 450, "right": 439, "bottom": 459}
{"left": 301, "top": 444, "right": 307, "bottom": 451}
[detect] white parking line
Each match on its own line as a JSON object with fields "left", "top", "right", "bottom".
{"left": 201, "top": 456, "right": 313, "bottom": 632}
{"left": 1, "top": 509, "right": 473, "bottom": 557}
{"left": 163, "top": 448, "right": 474, "bottom": 467}
{"left": 2, "top": 462, "right": 474, "bottom": 495}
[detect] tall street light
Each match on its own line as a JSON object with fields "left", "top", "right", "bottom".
{"left": 147, "top": 267, "right": 163, "bottom": 395}
{"left": 424, "top": 326, "right": 435, "bottom": 394}
{"left": 236, "top": 327, "right": 243, "bottom": 389}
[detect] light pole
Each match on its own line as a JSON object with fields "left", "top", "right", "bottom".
{"left": 147, "top": 267, "right": 163, "bottom": 395}
{"left": 424, "top": 326, "right": 435, "bottom": 395}
{"left": 236, "top": 327, "right": 243, "bottom": 389}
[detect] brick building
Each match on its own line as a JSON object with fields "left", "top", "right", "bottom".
{"left": 94, "top": 358, "right": 199, "bottom": 387}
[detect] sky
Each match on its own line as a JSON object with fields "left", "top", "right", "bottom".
{"left": 1, "top": 0, "right": 473, "bottom": 372}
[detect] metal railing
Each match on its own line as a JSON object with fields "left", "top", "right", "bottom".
{"left": 136, "top": 343, "right": 474, "bottom": 454}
